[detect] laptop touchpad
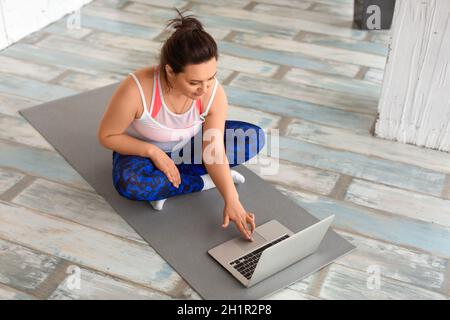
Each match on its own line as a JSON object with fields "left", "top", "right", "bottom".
{"left": 234, "top": 232, "right": 266, "bottom": 251}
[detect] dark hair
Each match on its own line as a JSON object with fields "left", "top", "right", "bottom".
{"left": 159, "top": 8, "right": 218, "bottom": 91}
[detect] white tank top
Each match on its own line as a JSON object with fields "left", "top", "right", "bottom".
{"left": 125, "top": 65, "right": 219, "bottom": 152}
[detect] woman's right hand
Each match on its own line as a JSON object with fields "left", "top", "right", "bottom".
{"left": 148, "top": 146, "right": 181, "bottom": 188}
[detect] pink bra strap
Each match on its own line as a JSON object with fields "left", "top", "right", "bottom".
{"left": 152, "top": 64, "right": 203, "bottom": 117}
{"left": 151, "top": 65, "right": 162, "bottom": 118}
{"left": 196, "top": 99, "right": 202, "bottom": 114}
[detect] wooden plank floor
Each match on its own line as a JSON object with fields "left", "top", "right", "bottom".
{"left": 0, "top": 0, "right": 449, "bottom": 300}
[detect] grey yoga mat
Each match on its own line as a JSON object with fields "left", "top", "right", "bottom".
{"left": 19, "top": 82, "right": 355, "bottom": 300}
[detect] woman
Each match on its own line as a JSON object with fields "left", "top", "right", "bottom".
{"left": 97, "top": 9, "right": 265, "bottom": 242}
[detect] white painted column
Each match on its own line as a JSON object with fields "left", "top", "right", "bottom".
{"left": 0, "top": 0, "right": 93, "bottom": 51}
{"left": 0, "top": 3, "right": 7, "bottom": 49}
{"left": 375, "top": 0, "right": 450, "bottom": 152}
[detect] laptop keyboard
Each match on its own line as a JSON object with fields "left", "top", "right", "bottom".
{"left": 230, "top": 234, "right": 290, "bottom": 280}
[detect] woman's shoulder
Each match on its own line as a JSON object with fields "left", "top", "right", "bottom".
{"left": 129, "top": 66, "right": 156, "bottom": 86}
{"left": 129, "top": 66, "right": 157, "bottom": 116}
{"left": 201, "top": 76, "right": 221, "bottom": 108}
{"left": 119, "top": 66, "right": 155, "bottom": 94}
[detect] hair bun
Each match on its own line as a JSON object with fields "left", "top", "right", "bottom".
{"left": 167, "top": 8, "right": 204, "bottom": 33}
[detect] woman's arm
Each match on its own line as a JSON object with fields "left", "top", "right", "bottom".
{"left": 98, "top": 74, "right": 181, "bottom": 187}
{"left": 98, "top": 74, "right": 158, "bottom": 158}
{"left": 201, "top": 83, "right": 238, "bottom": 204}
{"left": 202, "top": 83, "right": 255, "bottom": 241}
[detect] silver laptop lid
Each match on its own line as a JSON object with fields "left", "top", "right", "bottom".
{"left": 248, "top": 215, "right": 335, "bottom": 287}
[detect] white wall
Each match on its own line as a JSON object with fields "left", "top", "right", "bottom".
{"left": 375, "top": 0, "right": 450, "bottom": 152}
{"left": 0, "top": 0, "right": 93, "bottom": 51}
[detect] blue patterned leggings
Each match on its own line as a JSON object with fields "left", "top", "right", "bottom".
{"left": 112, "top": 120, "right": 266, "bottom": 201}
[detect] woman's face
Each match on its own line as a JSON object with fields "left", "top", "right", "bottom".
{"left": 166, "top": 58, "right": 217, "bottom": 99}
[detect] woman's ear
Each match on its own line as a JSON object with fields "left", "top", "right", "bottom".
{"left": 165, "top": 64, "right": 174, "bottom": 78}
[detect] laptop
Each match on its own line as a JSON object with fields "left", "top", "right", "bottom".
{"left": 208, "top": 215, "right": 335, "bottom": 288}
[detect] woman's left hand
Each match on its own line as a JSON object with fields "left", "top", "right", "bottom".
{"left": 222, "top": 199, "right": 256, "bottom": 241}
